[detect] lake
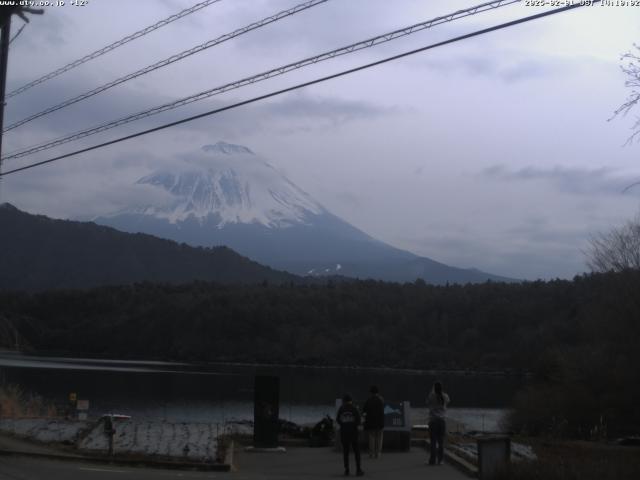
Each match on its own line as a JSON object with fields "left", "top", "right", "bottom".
{"left": 0, "top": 351, "right": 527, "bottom": 432}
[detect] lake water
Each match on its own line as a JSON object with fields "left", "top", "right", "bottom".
{"left": 0, "top": 352, "right": 526, "bottom": 432}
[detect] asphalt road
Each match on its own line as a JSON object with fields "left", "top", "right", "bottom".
{"left": 0, "top": 447, "right": 471, "bottom": 479}
{"left": 0, "top": 456, "right": 224, "bottom": 480}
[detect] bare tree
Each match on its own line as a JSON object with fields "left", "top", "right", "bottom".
{"left": 611, "top": 44, "right": 640, "bottom": 144}
{"left": 587, "top": 215, "right": 640, "bottom": 272}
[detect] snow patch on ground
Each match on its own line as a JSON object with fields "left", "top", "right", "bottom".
{"left": 0, "top": 418, "right": 87, "bottom": 443}
{"left": 78, "top": 420, "right": 218, "bottom": 461}
{"left": 449, "top": 439, "right": 537, "bottom": 463}
{"left": 0, "top": 418, "right": 220, "bottom": 462}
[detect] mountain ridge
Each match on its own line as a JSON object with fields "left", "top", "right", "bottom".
{"left": 0, "top": 203, "right": 300, "bottom": 291}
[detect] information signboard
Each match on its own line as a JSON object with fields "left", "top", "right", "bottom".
{"left": 383, "top": 401, "right": 406, "bottom": 428}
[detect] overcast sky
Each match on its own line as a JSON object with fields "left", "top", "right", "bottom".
{"left": 2, "top": 0, "right": 640, "bottom": 280}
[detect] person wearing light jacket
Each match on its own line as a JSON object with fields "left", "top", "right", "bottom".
{"left": 426, "top": 381, "right": 450, "bottom": 465}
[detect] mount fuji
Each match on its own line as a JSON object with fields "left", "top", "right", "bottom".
{"left": 96, "top": 141, "right": 514, "bottom": 284}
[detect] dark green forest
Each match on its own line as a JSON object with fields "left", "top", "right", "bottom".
{"left": 0, "top": 271, "right": 640, "bottom": 437}
{"left": 1, "top": 270, "right": 639, "bottom": 436}
{"left": 0, "top": 203, "right": 298, "bottom": 290}
{"left": 0, "top": 272, "right": 637, "bottom": 368}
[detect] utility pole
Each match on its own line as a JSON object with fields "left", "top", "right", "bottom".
{"left": 0, "top": 12, "right": 11, "bottom": 174}
{"left": 0, "top": 7, "right": 43, "bottom": 181}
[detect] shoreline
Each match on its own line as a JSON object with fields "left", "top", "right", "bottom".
{"left": 0, "top": 349, "right": 531, "bottom": 377}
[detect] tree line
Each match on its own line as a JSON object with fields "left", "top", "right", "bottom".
{"left": 1, "top": 270, "right": 639, "bottom": 437}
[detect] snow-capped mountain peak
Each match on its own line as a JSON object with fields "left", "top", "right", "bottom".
{"left": 121, "top": 142, "right": 324, "bottom": 228}
{"left": 96, "top": 141, "right": 515, "bottom": 284}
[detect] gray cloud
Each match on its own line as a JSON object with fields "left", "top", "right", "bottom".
{"left": 182, "top": 91, "right": 396, "bottom": 137}
{"left": 229, "top": 0, "right": 405, "bottom": 57}
{"left": 12, "top": 8, "right": 69, "bottom": 48}
{"left": 252, "top": 92, "right": 395, "bottom": 135}
{"left": 481, "top": 165, "right": 640, "bottom": 196}
{"left": 401, "top": 218, "right": 590, "bottom": 280}
{"left": 505, "top": 217, "right": 588, "bottom": 247}
{"left": 263, "top": 92, "right": 392, "bottom": 121}
{"left": 156, "top": 0, "right": 185, "bottom": 10}
{"left": 332, "top": 191, "right": 362, "bottom": 208}
{"left": 422, "top": 53, "right": 571, "bottom": 83}
{"left": 4, "top": 70, "right": 177, "bottom": 144}
{"left": 3, "top": 0, "right": 639, "bottom": 282}
{"left": 3, "top": 66, "right": 393, "bottom": 168}
{"left": 2, "top": 147, "right": 175, "bottom": 220}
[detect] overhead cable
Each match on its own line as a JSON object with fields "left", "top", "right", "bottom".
{"left": 0, "top": 3, "right": 586, "bottom": 178}
{"left": 5, "top": 0, "right": 223, "bottom": 99}
{"left": 3, "top": 0, "right": 520, "bottom": 159}
{"left": 4, "top": 0, "right": 330, "bottom": 133}
{"left": 9, "top": 23, "right": 26, "bottom": 45}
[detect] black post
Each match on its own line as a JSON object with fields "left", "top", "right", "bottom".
{"left": 253, "top": 375, "right": 280, "bottom": 448}
{"left": 103, "top": 415, "right": 115, "bottom": 455}
{"left": 0, "top": 14, "right": 11, "bottom": 165}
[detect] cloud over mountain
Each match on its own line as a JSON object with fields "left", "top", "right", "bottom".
{"left": 96, "top": 141, "right": 515, "bottom": 284}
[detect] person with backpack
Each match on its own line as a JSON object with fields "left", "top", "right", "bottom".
{"left": 426, "top": 381, "right": 450, "bottom": 465}
{"left": 336, "top": 394, "right": 364, "bottom": 476}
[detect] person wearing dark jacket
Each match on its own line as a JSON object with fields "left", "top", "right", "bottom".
{"left": 362, "top": 386, "right": 384, "bottom": 458}
{"left": 336, "top": 394, "right": 364, "bottom": 476}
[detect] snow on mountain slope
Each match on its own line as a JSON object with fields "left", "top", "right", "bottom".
{"left": 97, "top": 141, "right": 516, "bottom": 284}
{"left": 123, "top": 141, "right": 324, "bottom": 227}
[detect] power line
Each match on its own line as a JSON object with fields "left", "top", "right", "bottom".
{"left": 9, "top": 22, "right": 26, "bottom": 45}
{"left": 5, "top": 0, "right": 223, "bottom": 100}
{"left": 3, "top": 0, "right": 521, "bottom": 160}
{"left": 0, "top": 3, "right": 585, "bottom": 178}
{"left": 0, "top": 6, "right": 43, "bottom": 191}
{"left": 3, "top": 0, "right": 330, "bottom": 133}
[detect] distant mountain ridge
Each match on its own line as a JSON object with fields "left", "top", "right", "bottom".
{"left": 97, "top": 141, "right": 516, "bottom": 284}
{"left": 0, "top": 203, "right": 299, "bottom": 291}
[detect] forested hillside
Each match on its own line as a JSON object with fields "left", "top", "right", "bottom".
{"left": 0, "top": 271, "right": 635, "bottom": 369}
{"left": 0, "top": 203, "right": 298, "bottom": 290}
{"left": 2, "top": 271, "right": 639, "bottom": 435}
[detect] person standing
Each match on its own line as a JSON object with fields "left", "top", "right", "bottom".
{"left": 427, "top": 381, "right": 450, "bottom": 465}
{"left": 336, "top": 394, "right": 364, "bottom": 476}
{"left": 362, "top": 385, "right": 385, "bottom": 458}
